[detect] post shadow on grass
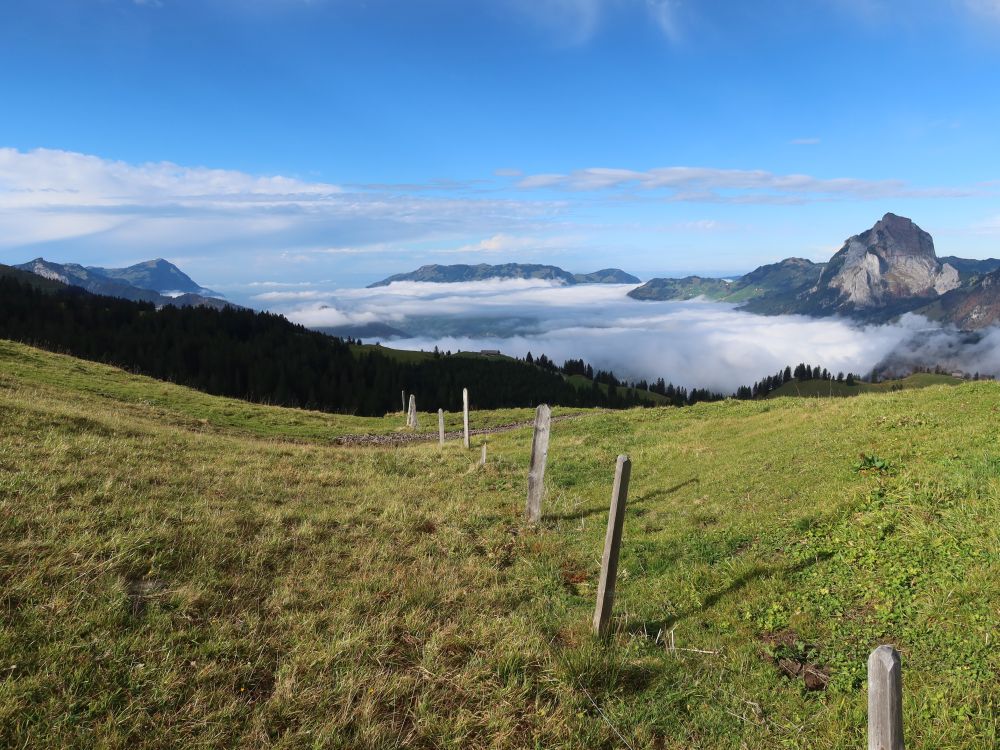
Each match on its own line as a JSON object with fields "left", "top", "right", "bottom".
{"left": 624, "top": 550, "right": 834, "bottom": 638}
{"left": 632, "top": 477, "right": 699, "bottom": 505}
{"left": 545, "top": 476, "right": 699, "bottom": 523}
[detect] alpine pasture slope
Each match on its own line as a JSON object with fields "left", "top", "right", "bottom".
{"left": 0, "top": 339, "right": 997, "bottom": 749}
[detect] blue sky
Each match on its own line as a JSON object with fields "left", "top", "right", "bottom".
{"left": 1, "top": 0, "right": 999, "bottom": 293}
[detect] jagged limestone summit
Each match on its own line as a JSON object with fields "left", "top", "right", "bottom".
{"left": 630, "top": 213, "right": 1000, "bottom": 326}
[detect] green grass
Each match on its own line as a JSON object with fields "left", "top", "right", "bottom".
{"left": 352, "top": 344, "right": 668, "bottom": 406}
{"left": 1, "top": 340, "right": 997, "bottom": 748}
{"left": 767, "top": 372, "right": 962, "bottom": 399}
{"left": 0, "top": 340, "right": 558, "bottom": 442}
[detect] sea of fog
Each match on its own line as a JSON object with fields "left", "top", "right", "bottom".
{"left": 256, "top": 279, "right": 1000, "bottom": 393}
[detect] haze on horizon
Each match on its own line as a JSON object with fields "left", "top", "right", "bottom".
{"left": 1, "top": 0, "right": 999, "bottom": 293}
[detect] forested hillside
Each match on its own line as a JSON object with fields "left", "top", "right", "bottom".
{"left": 0, "top": 276, "right": 657, "bottom": 415}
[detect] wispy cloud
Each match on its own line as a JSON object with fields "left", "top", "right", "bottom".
{"left": 0, "top": 147, "right": 561, "bottom": 270}
{"left": 513, "top": 165, "right": 973, "bottom": 202}
{"left": 447, "top": 233, "right": 575, "bottom": 255}
{"left": 645, "top": 0, "right": 682, "bottom": 41}
{"left": 505, "top": 0, "right": 686, "bottom": 45}
{"left": 790, "top": 137, "right": 821, "bottom": 145}
{"left": 965, "top": 0, "right": 1000, "bottom": 20}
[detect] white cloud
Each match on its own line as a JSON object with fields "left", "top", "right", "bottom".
{"left": 516, "top": 165, "right": 972, "bottom": 202}
{"left": 790, "top": 137, "right": 822, "bottom": 145}
{"left": 273, "top": 279, "right": 997, "bottom": 390}
{"left": 446, "top": 233, "right": 575, "bottom": 255}
{"left": 0, "top": 147, "right": 559, "bottom": 270}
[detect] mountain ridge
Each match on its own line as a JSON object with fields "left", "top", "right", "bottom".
{"left": 630, "top": 214, "right": 1000, "bottom": 326}
{"left": 86, "top": 258, "right": 220, "bottom": 297}
{"left": 368, "top": 263, "right": 640, "bottom": 287}
{"left": 13, "top": 257, "right": 232, "bottom": 311}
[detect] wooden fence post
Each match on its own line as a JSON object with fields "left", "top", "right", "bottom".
{"left": 868, "top": 645, "right": 904, "bottom": 750}
{"left": 438, "top": 409, "right": 445, "bottom": 446}
{"left": 463, "top": 388, "right": 470, "bottom": 449}
{"left": 525, "top": 404, "right": 551, "bottom": 523}
{"left": 593, "top": 454, "right": 631, "bottom": 637}
{"left": 407, "top": 395, "right": 418, "bottom": 429}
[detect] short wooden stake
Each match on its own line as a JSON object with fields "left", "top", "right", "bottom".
{"left": 407, "top": 394, "right": 418, "bottom": 429}
{"left": 525, "top": 404, "right": 551, "bottom": 523}
{"left": 462, "top": 388, "right": 470, "bottom": 449}
{"left": 480, "top": 442, "right": 487, "bottom": 466}
{"left": 438, "top": 408, "right": 445, "bottom": 446}
{"left": 868, "top": 645, "right": 904, "bottom": 750}
{"left": 593, "top": 454, "right": 631, "bottom": 637}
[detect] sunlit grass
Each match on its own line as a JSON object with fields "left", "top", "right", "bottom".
{"left": 0, "top": 340, "right": 997, "bottom": 748}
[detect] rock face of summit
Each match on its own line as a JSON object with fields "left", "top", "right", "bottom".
{"left": 915, "top": 268, "right": 1000, "bottom": 330}
{"left": 368, "top": 263, "right": 639, "bottom": 287}
{"left": 799, "top": 213, "right": 959, "bottom": 317}
{"left": 630, "top": 214, "right": 976, "bottom": 322}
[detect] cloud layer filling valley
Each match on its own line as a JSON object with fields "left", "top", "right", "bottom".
{"left": 271, "top": 280, "right": 997, "bottom": 392}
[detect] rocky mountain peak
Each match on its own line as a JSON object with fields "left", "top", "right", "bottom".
{"left": 863, "top": 213, "right": 937, "bottom": 261}
{"left": 819, "top": 213, "right": 958, "bottom": 309}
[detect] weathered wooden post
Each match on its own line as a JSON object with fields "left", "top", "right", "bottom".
{"left": 593, "top": 454, "right": 631, "bottom": 637}
{"left": 525, "top": 404, "right": 551, "bottom": 523}
{"left": 401, "top": 390, "right": 407, "bottom": 413}
{"left": 407, "top": 394, "right": 418, "bottom": 429}
{"left": 868, "top": 645, "right": 904, "bottom": 750}
{"left": 480, "top": 442, "right": 487, "bottom": 467}
{"left": 438, "top": 408, "right": 445, "bottom": 446}
{"left": 462, "top": 388, "right": 470, "bottom": 449}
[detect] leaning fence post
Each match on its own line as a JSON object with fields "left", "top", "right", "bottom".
{"left": 438, "top": 408, "right": 445, "bottom": 446}
{"left": 525, "top": 404, "right": 551, "bottom": 523}
{"left": 463, "top": 388, "right": 470, "bottom": 449}
{"left": 593, "top": 454, "right": 631, "bottom": 637}
{"left": 868, "top": 645, "right": 904, "bottom": 750}
{"left": 407, "top": 395, "right": 418, "bottom": 429}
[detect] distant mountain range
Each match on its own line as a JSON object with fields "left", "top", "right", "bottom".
{"left": 8, "top": 215, "right": 1000, "bottom": 332}
{"left": 368, "top": 263, "right": 640, "bottom": 287}
{"left": 631, "top": 214, "right": 1000, "bottom": 328}
{"left": 9, "top": 258, "right": 232, "bottom": 311}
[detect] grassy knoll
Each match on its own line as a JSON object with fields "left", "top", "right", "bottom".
{"left": 0, "top": 340, "right": 997, "bottom": 748}
{"left": 0, "top": 340, "right": 558, "bottom": 442}
{"left": 767, "top": 372, "right": 963, "bottom": 399}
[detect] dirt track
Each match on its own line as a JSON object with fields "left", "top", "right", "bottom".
{"left": 332, "top": 413, "right": 583, "bottom": 447}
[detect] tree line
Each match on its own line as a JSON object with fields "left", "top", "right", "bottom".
{"left": 0, "top": 275, "right": 884, "bottom": 416}
{"left": 0, "top": 277, "right": 657, "bottom": 415}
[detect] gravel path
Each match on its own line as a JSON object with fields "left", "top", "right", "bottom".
{"left": 332, "top": 413, "right": 584, "bottom": 447}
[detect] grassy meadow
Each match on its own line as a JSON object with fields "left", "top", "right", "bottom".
{"left": 0, "top": 339, "right": 997, "bottom": 748}
{"left": 767, "top": 372, "right": 963, "bottom": 399}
